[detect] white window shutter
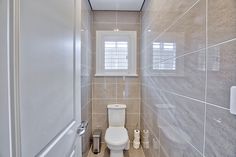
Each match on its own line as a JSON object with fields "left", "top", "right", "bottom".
{"left": 96, "top": 31, "right": 137, "bottom": 76}
{"left": 104, "top": 41, "right": 128, "bottom": 70}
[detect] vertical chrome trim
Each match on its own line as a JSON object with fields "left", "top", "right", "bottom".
{"left": 9, "top": 0, "right": 22, "bottom": 156}
{"left": 6, "top": 0, "right": 13, "bottom": 156}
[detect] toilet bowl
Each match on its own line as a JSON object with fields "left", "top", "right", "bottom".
{"left": 105, "top": 104, "right": 129, "bottom": 157}
{"left": 105, "top": 127, "right": 129, "bottom": 157}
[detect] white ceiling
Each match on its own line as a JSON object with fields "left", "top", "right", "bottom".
{"left": 89, "top": 0, "right": 145, "bottom": 11}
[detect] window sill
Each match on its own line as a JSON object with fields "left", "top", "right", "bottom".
{"left": 95, "top": 73, "right": 138, "bottom": 77}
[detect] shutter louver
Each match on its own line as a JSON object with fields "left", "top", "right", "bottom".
{"left": 104, "top": 41, "right": 128, "bottom": 70}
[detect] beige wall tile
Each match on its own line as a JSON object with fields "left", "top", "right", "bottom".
{"left": 117, "top": 99, "right": 140, "bottom": 114}
{"left": 93, "top": 22, "right": 116, "bottom": 31}
{"left": 92, "top": 11, "right": 141, "bottom": 137}
{"left": 93, "top": 77, "right": 117, "bottom": 84}
{"left": 93, "top": 83, "right": 116, "bottom": 99}
{"left": 92, "top": 114, "right": 108, "bottom": 130}
{"left": 93, "top": 11, "right": 116, "bottom": 23}
{"left": 126, "top": 114, "right": 140, "bottom": 127}
{"left": 81, "top": 102, "right": 92, "bottom": 122}
{"left": 92, "top": 99, "right": 116, "bottom": 114}
{"left": 117, "top": 83, "right": 140, "bottom": 99}
{"left": 117, "top": 12, "right": 140, "bottom": 24}
{"left": 117, "top": 23, "right": 140, "bottom": 34}
{"left": 116, "top": 77, "right": 140, "bottom": 84}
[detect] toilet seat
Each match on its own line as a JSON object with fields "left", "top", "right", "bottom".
{"left": 105, "top": 127, "right": 128, "bottom": 146}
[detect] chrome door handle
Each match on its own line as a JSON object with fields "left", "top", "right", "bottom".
{"left": 77, "top": 121, "right": 88, "bottom": 136}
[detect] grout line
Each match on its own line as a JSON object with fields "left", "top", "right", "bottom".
{"left": 139, "top": 79, "right": 141, "bottom": 130}
{"left": 92, "top": 98, "right": 141, "bottom": 100}
{"left": 91, "top": 75, "right": 94, "bottom": 130}
{"left": 205, "top": 102, "right": 230, "bottom": 111}
{"left": 92, "top": 113, "right": 139, "bottom": 115}
{"left": 207, "top": 38, "right": 236, "bottom": 49}
{"left": 116, "top": 77, "right": 118, "bottom": 103}
{"left": 93, "top": 21, "right": 141, "bottom": 25}
{"left": 92, "top": 82, "right": 140, "bottom": 85}
{"left": 203, "top": 0, "right": 208, "bottom": 154}
{"left": 141, "top": 83, "right": 230, "bottom": 111}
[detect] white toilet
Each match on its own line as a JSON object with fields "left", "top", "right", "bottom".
{"left": 105, "top": 104, "right": 129, "bottom": 157}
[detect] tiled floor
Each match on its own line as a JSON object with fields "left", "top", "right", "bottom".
{"left": 87, "top": 143, "right": 145, "bottom": 157}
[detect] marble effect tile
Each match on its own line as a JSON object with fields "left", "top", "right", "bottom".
{"left": 144, "top": 50, "right": 206, "bottom": 101}
{"left": 141, "top": 0, "right": 199, "bottom": 38}
{"left": 206, "top": 40, "right": 236, "bottom": 109}
{"left": 159, "top": 123, "right": 202, "bottom": 157}
{"left": 157, "top": 92, "right": 205, "bottom": 153}
{"left": 156, "top": 0, "right": 206, "bottom": 54}
{"left": 208, "top": 0, "right": 236, "bottom": 46}
{"left": 205, "top": 105, "right": 236, "bottom": 157}
{"left": 141, "top": 0, "right": 236, "bottom": 157}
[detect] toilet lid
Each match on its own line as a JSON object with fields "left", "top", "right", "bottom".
{"left": 105, "top": 127, "right": 129, "bottom": 145}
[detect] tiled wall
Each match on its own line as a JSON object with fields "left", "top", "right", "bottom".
{"left": 140, "top": 0, "right": 236, "bottom": 157}
{"left": 92, "top": 11, "right": 141, "bottom": 142}
{"left": 81, "top": 1, "right": 93, "bottom": 157}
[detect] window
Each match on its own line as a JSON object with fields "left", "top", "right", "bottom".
{"left": 152, "top": 42, "right": 176, "bottom": 70}
{"left": 104, "top": 41, "right": 128, "bottom": 70}
{"left": 96, "top": 31, "right": 137, "bottom": 76}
